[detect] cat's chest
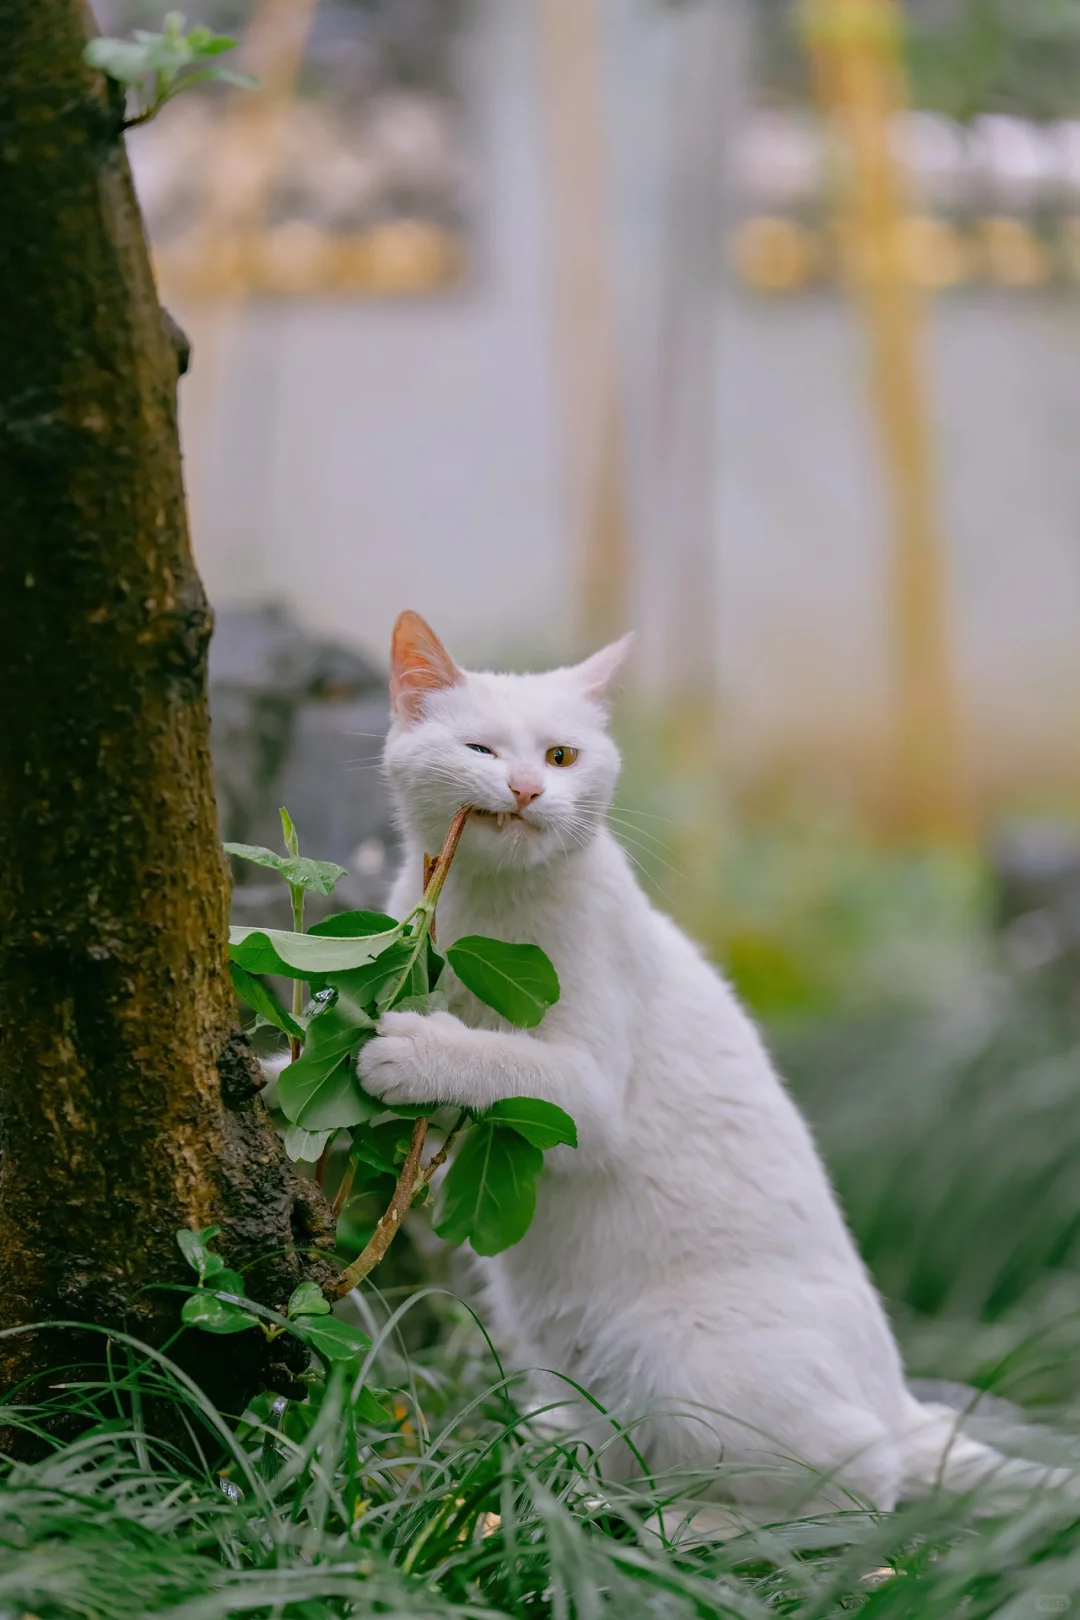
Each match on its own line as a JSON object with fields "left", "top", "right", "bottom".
{"left": 435, "top": 884, "right": 585, "bottom": 1024}
{"left": 435, "top": 886, "right": 570, "bottom": 962}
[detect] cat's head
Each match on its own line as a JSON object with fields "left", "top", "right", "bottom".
{"left": 384, "top": 611, "right": 631, "bottom": 872}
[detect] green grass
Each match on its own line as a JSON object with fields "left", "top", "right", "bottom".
{"left": 4, "top": 1296, "right": 1080, "bottom": 1619}
{"left": 5, "top": 964, "right": 1080, "bottom": 1617}
{"left": 611, "top": 718, "right": 987, "bottom": 1021}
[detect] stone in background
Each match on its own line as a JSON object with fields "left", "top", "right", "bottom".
{"left": 209, "top": 605, "right": 398, "bottom": 930}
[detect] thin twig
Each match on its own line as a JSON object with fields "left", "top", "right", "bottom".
{"left": 326, "top": 806, "right": 472, "bottom": 1299}
{"left": 332, "top": 1119, "right": 429, "bottom": 1295}
{"left": 420, "top": 1111, "right": 466, "bottom": 1187}
{"left": 331, "top": 1154, "right": 356, "bottom": 1218}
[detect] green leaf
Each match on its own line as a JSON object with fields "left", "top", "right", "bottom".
{"left": 280, "top": 806, "right": 299, "bottom": 857}
{"left": 282, "top": 1125, "right": 333, "bottom": 1163}
{"left": 298, "top": 1315, "right": 372, "bottom": 1364}
{"left": 287, "top": 1280, "right": 330, "bottom": 1319}
{"left": 230, "top": 961, "right": 304, "bottom": 1039}
{"left": 426, "top": 940, "right": 445, "bottom": 992}
{"left": 130, "top": 35, "right": 190, "bottom": 74}
{"left": 482, "top": 1097, "right": 578, "bottom": 1150}
{"left": 84, "top": 37, "right": 158, "bottom": 82}
{"left": 433, "top": 1121, "right": 544, "bottom": 1256}
{"left": 195, "top": 66, "right": 259, "bottom": 88}
{"left": 353, "top": 1385, "right": 394, "bottom": 1425}
{"left": 187, "top": 27, "right": 238, "bottom": 55}
{"left": 224, "top": 843, "right": 348, "bottom": 898}
{"left": 309, "top": 941, "right": 417, "bottom": 1009}
{"left": 350, "top": 1120, "right": 414, "bottom": 1177}
{"left": 445, "top": 937, "right": 560, "bottom": 1029}
{"left": 176, "top": 1226, "right": 224, "bottom": 1280}
{"left": 229, "top": 924, "right": 402, "bottom": 979}
{"left": 181, "top": 1271, "right": 259, "bottom": 1334}
{"left": 392, "top": 989, "right": 449, "bottom": 1016}
{"left": 277, "top": 1004, "right": 377, "bottom": 1129}
{"left": 308, "top": 909, "right": 400, "bottom": 938}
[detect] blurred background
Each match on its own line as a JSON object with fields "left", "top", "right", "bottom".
{"left": 102, "top": 0, "right": 1080, "bottom": 1408}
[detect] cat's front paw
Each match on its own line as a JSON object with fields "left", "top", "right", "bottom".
{"left": 357, "top": 1009, "right": 472, "bottom": 1110}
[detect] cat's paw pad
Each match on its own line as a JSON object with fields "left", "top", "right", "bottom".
{"left": 357, "top": 1010, "right": 465, "bottom": 1108}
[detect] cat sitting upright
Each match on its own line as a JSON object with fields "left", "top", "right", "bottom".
{"left": 359, "top": 610, "right": 1067, "bottom": 1518}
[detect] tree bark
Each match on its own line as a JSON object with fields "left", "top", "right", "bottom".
{"left": 0, "top": 0, "right": 337, "bottom": 1412}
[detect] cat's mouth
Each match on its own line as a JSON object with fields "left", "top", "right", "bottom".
{"left": 473, "top": 808, "right": 528, "bottom": 831}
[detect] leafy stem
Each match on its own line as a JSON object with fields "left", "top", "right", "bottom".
{"left": 281, "top": 808, "right": 305, "bottom": 1063}
{"left": 84, "top": 13, "right": 258, "bottom": 132}
{"left": 328, "top": 809, "right": 472, "bottom": 1297}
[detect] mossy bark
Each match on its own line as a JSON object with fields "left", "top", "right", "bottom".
{"left": 0, "top": 0, "right": 336, "bottom": 1412}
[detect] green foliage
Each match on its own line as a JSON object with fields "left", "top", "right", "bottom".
{"left": 6, "top": 1283, "right": 1080, "bottom": 1620}
{"left": 614, "top": 715, "right": 985, "bottom": 1020}
{"left": 84, "top": 10, "right": 256, "bottom": 129}
{"left": 276, "top": 998, "right": 378, "bottom": 1130}
{"left": 482, "top": 1096, "right": 578, "bottom": 1150}
{"left": 175, "top": 1224, "right": 224, "bottom": 1282}
{"left": 782, "top": 973, "right": 1080, "bottom": 1408}
{"left": 282, "top": 1124, "right": 333, "bottom": 1163}
{"left": 180, "top": 1273, "right": 259, "bottom": 1335}
{"left": 224, "top": 842, "right": 348, "bottom": 898}
{"left": 176, "top": 1233, "right": 259, "bottom": 1334}
{"left": 434, "top": 1121, "right": 544, "bottom": 1255}
{"left": 351, "top": 1119, "right": 416, "bottom": 1176}
{"left": 295, "top": 1315, "right": 372, "bottom": 1367}
{"left": 446, "top": 936, "right": 561, "bottom": 1028}
{"left": 433, "top": 1098, "right": 575, "bottom": 1256}
{"left": 287, "top": 1280, "right": 330, "bottom": 1318}
{"left": 229, "top": 960, "right": 303, "bottom": 1040}
{"left": 228, "top": 922, "right": 403, "bottom": 978}
{"left": 904, "top": 0, "right": 1080, "bottom": 121}
{"left": 307, "top": 908, "right": 399, "bottom": 937}
{"left": 219, "top": 809, "right": 574, "bottom": 1314}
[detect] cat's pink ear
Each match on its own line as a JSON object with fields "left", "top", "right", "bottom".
{"left": 390, "top": 611, "right": 464, "bottom": 722}
{"left": 568, "top": 632, "right": 634, "bottom": 704}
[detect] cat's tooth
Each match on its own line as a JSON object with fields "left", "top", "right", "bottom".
{"left": 497, "top": 812, "right": 506, "bottom": 830}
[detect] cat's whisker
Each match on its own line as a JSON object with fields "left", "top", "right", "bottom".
{"left": 603, "top": 815, "right": 678, "bottom": 856}
{"left": 611, "top": 803, "right": 698, "bottom": 828}
{"left": 607, "top": 828, "right": 687, "bottom": 881}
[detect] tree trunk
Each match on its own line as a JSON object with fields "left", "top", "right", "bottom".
{"left": 0, "top": 0, "right": 337, "bottom": 1413}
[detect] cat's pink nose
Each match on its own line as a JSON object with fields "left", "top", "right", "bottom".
{"left": 509, "top": 777, "right": 544, "bottom": 811}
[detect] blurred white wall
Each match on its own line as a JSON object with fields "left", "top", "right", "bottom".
{"left": 149, "top": 0, "right": 1080, "bottom": 811}
{"left": 177, "top": 0, "right": 568, "bottom": 672}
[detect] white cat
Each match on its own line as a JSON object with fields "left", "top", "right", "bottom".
{"left": 359, "top": 610, "right": 1068, "bottom": 1519}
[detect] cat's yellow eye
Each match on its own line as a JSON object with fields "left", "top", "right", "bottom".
{"left": 545, "top": 745, "right": 578, "bottom": 768}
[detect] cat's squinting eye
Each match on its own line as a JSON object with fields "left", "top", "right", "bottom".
{"left": 467, "top": 743, "right": 495, "bottom": 756}
{"left": 545, "top": 746, "right": 579, "bottom": 767}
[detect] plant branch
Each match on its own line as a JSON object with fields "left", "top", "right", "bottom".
{"left": 331, "top": 1118, "right": 429, "bottom": 1296}
{"left": 326, "top": 806, "right": 472, "bottom": 1299}
{"left": 420, "top": 1111, "right": 466, "bottom": 1186}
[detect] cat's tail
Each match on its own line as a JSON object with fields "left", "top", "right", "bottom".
{"left": 899, "top": 1399, "right": 1079, "bottom": 1508}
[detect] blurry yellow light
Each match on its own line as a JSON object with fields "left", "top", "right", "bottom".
{"left": 899, "top": 217, "right": 971, "bottom": 289}
{"left": 257, "top": 221, "right": 333, "bottom": 294}
{"left": 351, "top": 220, "right": 464, "bottom": 294}
{"left": 731, "top": 217, "right": 821, "bottom": 293}
{"left": 154, "top": 219, "right": 467, "bottom": 299}
{"left": 976, "top": 218, "right": 1052, "bottom": 287}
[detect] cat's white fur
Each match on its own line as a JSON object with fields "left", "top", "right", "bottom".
{"left": 359, "top": 613, "right": 1069, "bottom": 1515}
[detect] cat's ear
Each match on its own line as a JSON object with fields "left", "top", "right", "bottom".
{"left": 568, "top": 632, "right": 634, "bottom": 705}
{"left": 390, "top": 611, "right": 464, "bottom": 722}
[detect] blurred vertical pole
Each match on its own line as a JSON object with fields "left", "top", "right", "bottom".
{"left": 536, "top": 0, "right": 630, "bottom": 650}
{"left": 652, "top": 0, "right": 746, "bottom": 929}
{"left": 180, "top": 0, "right": 320, "bottom": 562}
{"left": 804, "top": 0, "right": 969, "bottom": 842}
{"left": 655, "top": 0, "right": 744, "bottom": 720}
